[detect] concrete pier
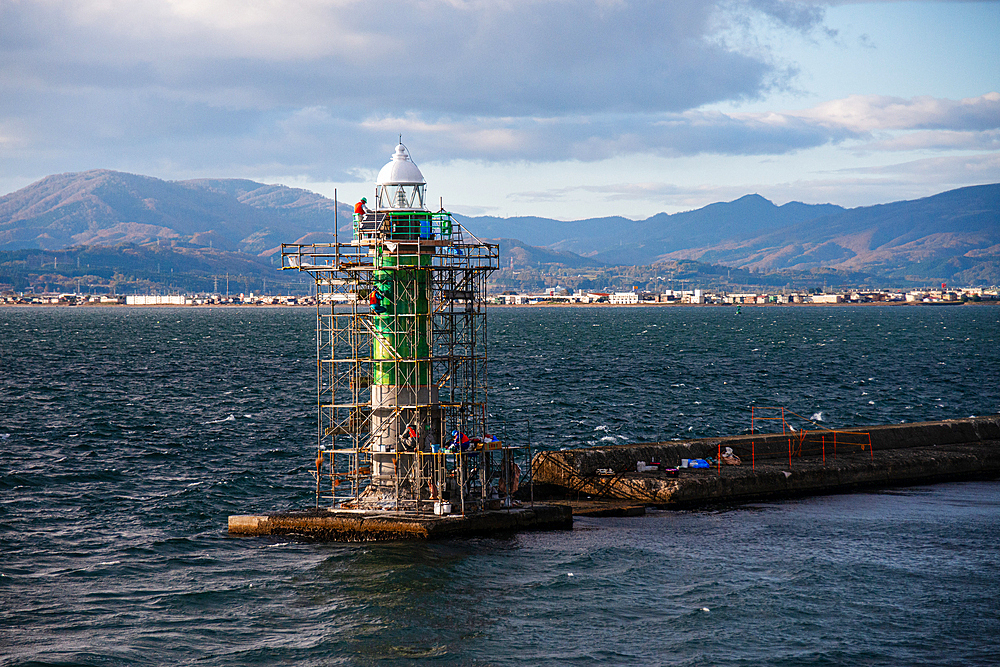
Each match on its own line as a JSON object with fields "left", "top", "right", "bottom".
{"left": 228, "top": 504, "right": 573, "bottom": 541}
{"left": 533, "top": 416, "right": 1000, "bottom": 508}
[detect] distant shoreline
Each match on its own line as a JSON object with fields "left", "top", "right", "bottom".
{"left": 485, "top": 300, "right": 996, "bottom": 307}
{"left": 3, "top": 300, "right": 996, "bottom": 309}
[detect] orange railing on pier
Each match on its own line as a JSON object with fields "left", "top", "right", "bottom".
{"left": 721, "top": 406, "right": 873, "bottom": 473}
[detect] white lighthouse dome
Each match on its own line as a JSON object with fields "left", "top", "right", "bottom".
{"left": 376, "top": 144, "right": 425, "bottom": 186}
{"left": 373, "top": 142, "right": 427, "bottom": 210}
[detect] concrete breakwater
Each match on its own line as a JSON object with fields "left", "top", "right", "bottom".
{"left": 228, "top": 505, "right": 573, "bottom": 541}
{"left": 532, "top": 416, "right": 1000, "bottom": 507}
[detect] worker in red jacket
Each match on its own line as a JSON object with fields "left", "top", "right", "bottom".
{"left": 354, "top": 197, "right": 369, "bottom": 217}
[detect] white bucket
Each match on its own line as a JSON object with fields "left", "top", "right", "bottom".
{"left": 681, "top": 459, "right": 689, "bottom": 468}
{"left": 434, "top": 501, "right": 451, "bottom": 515}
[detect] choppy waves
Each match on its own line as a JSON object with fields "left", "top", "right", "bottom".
{"left": 1, "top": 305, "right": 998, "bottom": 666}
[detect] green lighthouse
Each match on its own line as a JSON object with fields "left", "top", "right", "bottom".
{"left": 365, "top": 144, "right": 437, "bottom": 495}
{"left": 282, "top": 142, "right": 502, "bottom": 513}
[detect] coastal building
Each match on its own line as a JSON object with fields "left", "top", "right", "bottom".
{"left": 682, "top": 289, "right": 705, "bottom": 304}
{"left": 610, "top": 292, "right": 639, "bottom": 304}
{"left": 126, "top": 295, "right": 189, "bottom": 305}
{"left": 726, "top": 293, "right": 758, "bottom": 304}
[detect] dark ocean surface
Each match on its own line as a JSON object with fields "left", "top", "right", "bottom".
{"left": 2, "top": 304, "right": 999, "bottom": 666}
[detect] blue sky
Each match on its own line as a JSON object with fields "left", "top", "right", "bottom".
{"left": 1, "top": 0, "right": 998, "bottom": 220}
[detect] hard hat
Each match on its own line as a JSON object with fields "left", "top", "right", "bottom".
{"left": 361, "top": 197, "right": 367, "bottom": 203}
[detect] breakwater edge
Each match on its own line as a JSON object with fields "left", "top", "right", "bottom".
{"left": 534, "top": 416, "right": 1000, "bottom": 508}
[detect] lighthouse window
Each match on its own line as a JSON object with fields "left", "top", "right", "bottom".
{"left": 377, "top": 184, "right": 426, "bottom": 209}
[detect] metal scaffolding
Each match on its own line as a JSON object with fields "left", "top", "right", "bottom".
{"left": 281, "top": 211, "right": 505, "bottom": 514}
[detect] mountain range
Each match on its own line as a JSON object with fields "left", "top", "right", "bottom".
{"left": 0, "top": 170, "right": 343, "bottom": 254}
{"left": 1, "top": 169, "right": 998, "bottom": 285}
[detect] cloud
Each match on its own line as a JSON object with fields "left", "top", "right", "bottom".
{"left": 2, "top": 0, "right": 997, "bottom": 198}
{"left": 1, "top": 0, "right": 837, "bottom": 180}
{"left": 506, "top": 152, "right": 1000, "bottom": 213}
{"left": 1, "top": 0, "right": 790, "bottom": 116}
{"left": 721, "top": 0, "right": 834, "bottom": 37}
{"left": 790, "top": 92, "right": 1000, "bottom": 132}
{"left": 751, "top": 153, "right": 1000, "bottom": 208}
{"left": 865, "top": 130, "right": 1000, "bottom": 152}
{"left": 326, "top": 92, "right": 999, "bottom": 164}
{"left": 512, "top": 181, "right": 699, "bottom": 204}
{"left": 836, "top": 152, "right": 1000, "bottom": 180}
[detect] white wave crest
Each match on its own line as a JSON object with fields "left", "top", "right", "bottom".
{"left": 205, "top": 415, "right": 236, "bottom": 424}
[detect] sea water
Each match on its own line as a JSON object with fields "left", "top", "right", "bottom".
{"left": 1, "top": 305, "right": 998, "bottom": 666}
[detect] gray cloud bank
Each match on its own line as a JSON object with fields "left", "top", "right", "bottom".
{"left": 0, "top": 0, "right": 996, "bottom": 186}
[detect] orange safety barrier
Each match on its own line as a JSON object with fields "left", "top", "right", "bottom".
{"left": 736, "top": 406, "right": 873, "bottom": 473}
